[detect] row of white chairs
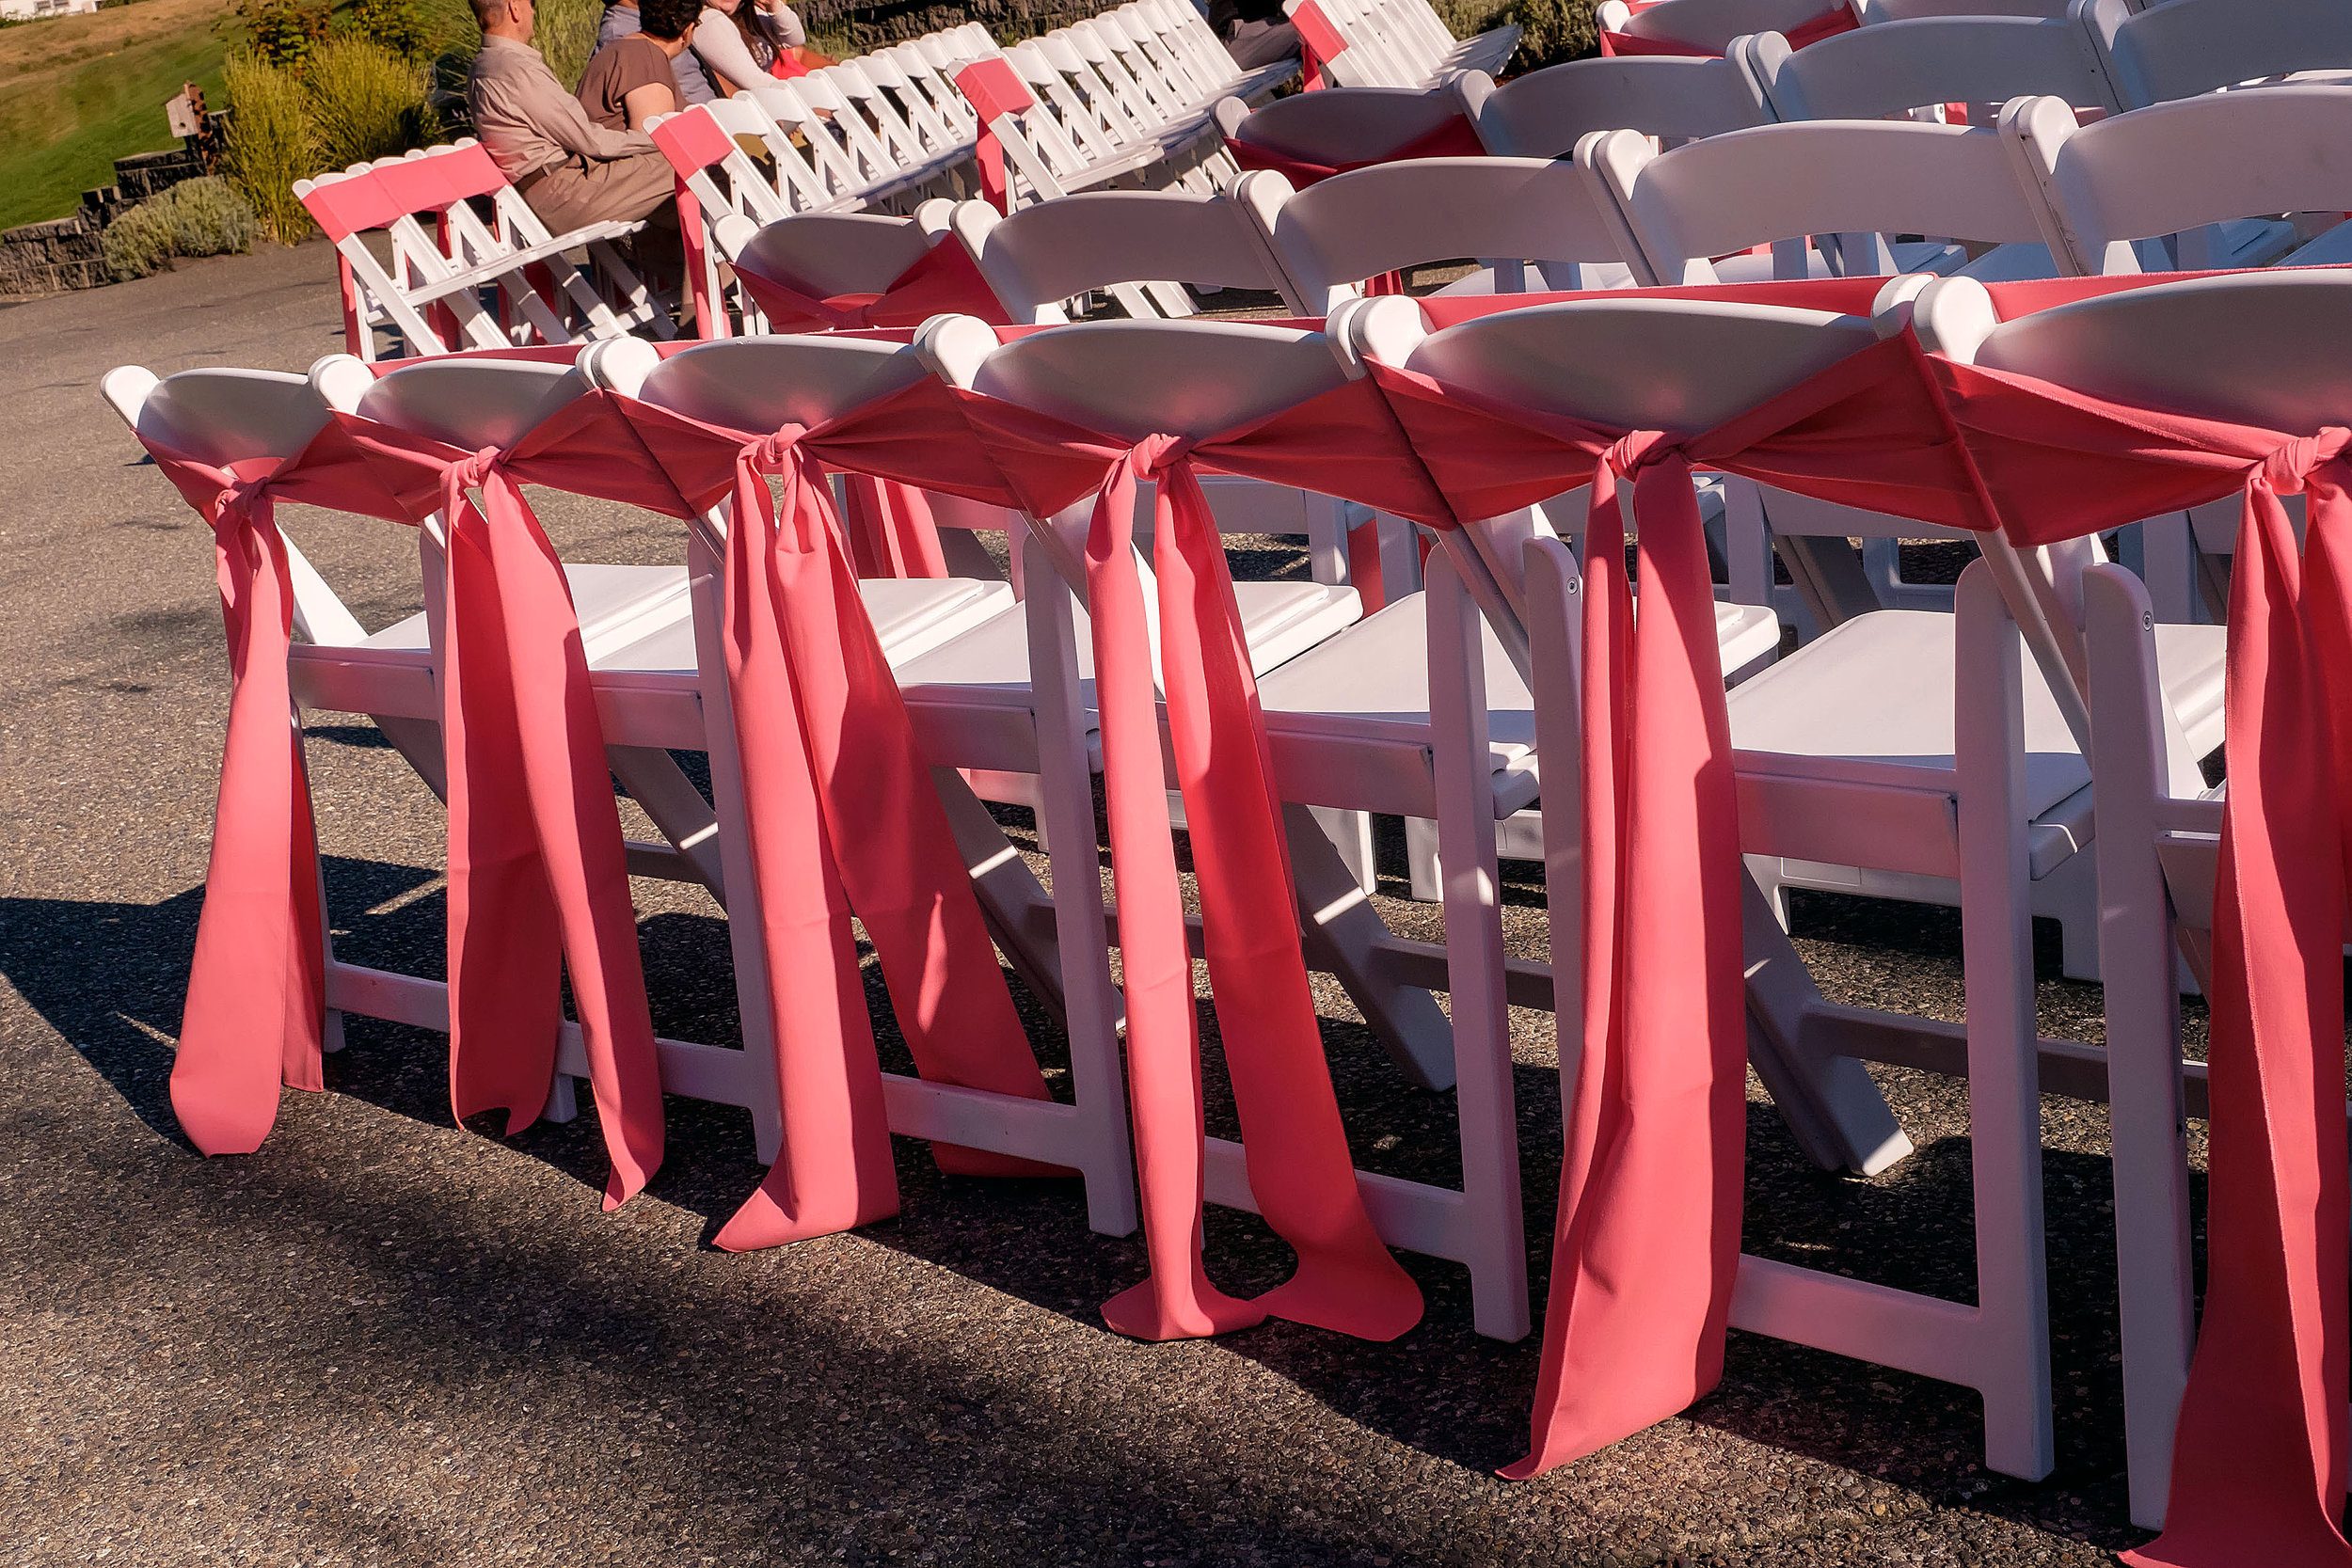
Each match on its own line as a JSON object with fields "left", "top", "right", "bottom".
{"left": 294, "top": 140, "right": 675, "bottom": 361}
{"left": 652, "top": 1, "right": 1301, "bottom": 328}
{"left": 113, "top": 265, "right": 2334, "bottom": 1539}
{"left": 1276, "top": 0, "right": 1518, "bottom": 88}
{"left": 746, "top": 74, "right": 2336, "bottom": 930}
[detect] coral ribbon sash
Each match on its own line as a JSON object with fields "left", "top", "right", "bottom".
{"left": 512, "top": 388, "right": 1063, "bottom": 1246}
{"left": 1223, "top": 112, "right": 1487, "bottom": 189}
{"left": 1918, "top": 352, "right": 2352, "bottom": 1568}
{"left": 1362, "top": 326, "right": 2004, "bottom": 1473}
{"left": 734, "top": 239, "right": 1012, "bottom": 335}
{"left": 140, "top": 455, "right": 327, "bottom": 1158}
{"left": 1599, "top": 3, "right": 1853, "bottom": 56}
{"left": 930, "top": 376, "right": 1444, "bottom": 1341}
{"left": 139, "top": 420, "right": 667, "bottom": 1209}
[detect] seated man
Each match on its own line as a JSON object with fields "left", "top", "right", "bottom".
{"left": 577, "top": 0, "right": 701, "bottom": 131}
{"left": 466, "top": 0, "right": 676, "bottom": 234}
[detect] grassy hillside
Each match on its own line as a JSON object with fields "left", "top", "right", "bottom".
{"left": 0, "top": 0, "right": 232, "bottom": 232}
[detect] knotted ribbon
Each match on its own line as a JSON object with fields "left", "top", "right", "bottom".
{"left": 929, "top": 372, "right": 1451, "bottom": 1341}
{"left": 135, "top": 412, "right": 668, "bottom": 1208}
{"left": 430, "top": 445, "right": 666, "bottom": 1209}
{"left": 141, "top": 454, "right": 327, "bottom": 1156}
{"left": 1916, "top": 345, "right": 2352, "bottom": 1567}
{"left": 1361, "top": 319, "right": 2027, "bottom": 1475}
{"left": 504, "top": 384, "right": 1066, "bottom": 1246}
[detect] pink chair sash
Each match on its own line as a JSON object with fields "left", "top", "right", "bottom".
{"left": 507, "top": 387, "right": 1067, "bottom": 1246}
{"left": 138, "top": 418, "right": 668, "bottom": 1210}
{"left": 919, "top": 374, "right": 1447, "bottom": 1341}
{"left": 1222, "top": 112, "right": 1488, "bottom": 189}
{"left": 140, "top": 454, "right": 328, "bottom": 1156}
{"left": 1917, "top": 351, "right": 2352, "bottom": 1568}
{"left": 1350, "top": 273, "right": 2209, "bottom": 1475}
{"left": 1599, "top": 3, "right": 1854, "bottom": 56}
{"left": 734, "top": 239, "right": 1013, "bottom": 335}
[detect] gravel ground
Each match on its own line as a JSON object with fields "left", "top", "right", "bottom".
{"left": 0, "top": 241, "right": 2197, "bottom": 1566}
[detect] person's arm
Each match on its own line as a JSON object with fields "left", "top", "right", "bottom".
{"left": 545, "top": 65, "right": 659, "bottom": 159}
{"left": 690, "top": 9, "right": 765, "bottom": 96}
{"left": 621, "top": 77, "right": 676, "bottom": 129}
{"left": 750, "top": 1, "right": 805, "bottom": 49}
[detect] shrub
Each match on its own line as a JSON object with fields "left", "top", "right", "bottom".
{"left": 534, "top": 0, "right": 603, "bottom": 88}
{"left": 222, "top": 51, "right": 319, "bottom": 245}
{"left": 158, "top": 178, "right": 262, "bottom": 258}
{"left": 1429, "top": 0, "right": 1596, "bottom": 71}
{"left": 307, "top": 38, "right": 442, "bottom": 170}
{"left": 103, "top": 180, "right": 262, "bottom": 282}
{"left": 344, "top": 0, "right": 434, "bottom": 59}
{"left": 233, "top": 0, "right": 333, "bottom": 70}
{"left": 102, "top": 203, "right": 177, "bottom": 281}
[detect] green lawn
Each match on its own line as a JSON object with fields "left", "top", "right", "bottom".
{"left": 0, "top": 0, "right": 230, "bottom": 231}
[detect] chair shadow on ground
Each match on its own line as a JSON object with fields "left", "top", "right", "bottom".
{"left": 0, "top": 856, "right": 2153, "bottom": 1554}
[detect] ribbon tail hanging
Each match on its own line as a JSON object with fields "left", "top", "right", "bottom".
{"left": 781, "top": 467, "right": 1064, "bottom": 1180}
{"left": 1150, "top": 458, "right": 1422, "bottom": 1342}
{"left": 716, "top": 444, "right": 901, "bottom": 1249}
{"left": 441, "top": 465, "right": 664, "bottom": 1211}
{"left": 171, "top": 487, "right": 327, "bottom": 1155}
{"left": 1510, "top": 449, "right": 1744, "bottom": 1475}
{"left": 1085, "top": 451, "right": 1265, "bottom": 1341}
{"left": 2124, "top": 472, "right": 2352, "bottom": 1568}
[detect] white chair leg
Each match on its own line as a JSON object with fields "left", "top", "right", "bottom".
{"left": 301, "top": 722, "right": 348, "bottom": 1057}
{"left": 1024, "top": 536, "right": 1140, "bottom": 1238}
{"left": 687, "top": 528, "right": 785, "bottom": 1165}
{"left": 2085, "top": 565, "right": 2195, "bottom": 1531}
{"left": 1404, "top": 814, "right": 1442, "bottom": 902}
{"left": 1424, "top": 547, "right": 1529, "bottom": 1342}
{"left": 1282, "top": 801, "right": 1455, "bottom": 1092}
{"left": 1953, "top": 562, "right": 2055, "bottom": 1481}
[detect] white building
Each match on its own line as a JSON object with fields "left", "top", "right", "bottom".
{"left": 0, "top": 0, "right": 103, "bottom": 19}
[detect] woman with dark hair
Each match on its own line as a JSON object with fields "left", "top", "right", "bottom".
{"left": 576, "top": 0, "right": 705, "bottom": 130}
{"left": 693, "top": 0, "right": 835, "bottom": 94}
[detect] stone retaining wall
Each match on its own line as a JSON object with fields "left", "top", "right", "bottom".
{"left": 0, "top": 118, "right": 226, "bottom": 302}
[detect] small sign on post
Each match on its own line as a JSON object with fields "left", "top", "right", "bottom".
{"left": 166, "top": 84, "right": 205, "bottom": 141}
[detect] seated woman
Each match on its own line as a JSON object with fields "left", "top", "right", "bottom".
{"left": 576, "top": 0, "right": 703, "bottom": 132}
{"left": 693, "top": 0, "right": 834, "bottom": 93}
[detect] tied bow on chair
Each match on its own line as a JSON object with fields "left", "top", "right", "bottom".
{"left": 562, "top": 387, "right": 1065, "bottom": 1251}
{"left": 1075, "top": 432, "right": 1424, "bottom": 1344}
{"left": 1929, "top": 338, "right": 2352, "bottom": 1565}
{"left": 148, "top": 458, "right": 327, "bottom": 1156}
{"left": 429, "top": 444, "right": 665, "bottom": 1210}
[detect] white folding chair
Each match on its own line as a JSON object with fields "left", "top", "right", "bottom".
{"left": 1210, "top": 84, "right": 1467, "bottom": 181}
{"left": 1851, "top": 0, "right": 2080, "bottom": 20}
{"left": 296, "top": 140, "right": 670, "bottom": 361}
{"left": 702, "top": 200, "right": 958, "bottom": 335}
{"left": 916, "top": 314, "right": 1535, "bottom": 1336}
{"left": 1454, "top": 52, "right": 1772, "bottom": 159}
{"left": 1243, "top": 157, "right": 1773, "bottom": 896}
{"left": 1742, "top": 13, "right": 2109, "bottom": 124}
{"left": 947, "top": 186, "right": 1304, "bottom": 323}
{"left": 2004, "top": 85, "right": 2352, "bottom": 277}
{"left": 1596, "top": 0, "right": 1849, "bottom": 54}
{"left": 1903, "top": 265, "right": 2352, "bottom": 1529}
{"left": 2072, "top": 0, "right": 2352, "bottom": 112}
{"left": 1343, "top": 284, "right": 2159, "bottom": 1479}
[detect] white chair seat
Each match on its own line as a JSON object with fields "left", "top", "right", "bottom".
{"left": 892, "top": 577, "right": 1362, "bottom": 705}
{"left": 357, "top": 562, "right": 693, "bottom": 656}
{"left": 1729, "top": 609, "right": 2225, "bottom": 850}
